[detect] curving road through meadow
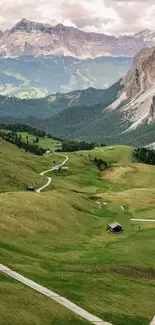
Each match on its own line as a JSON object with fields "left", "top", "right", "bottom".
{"left": 36, "top": 152, "right": 68, "bottom": 193}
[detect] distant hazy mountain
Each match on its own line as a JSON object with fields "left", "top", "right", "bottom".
{"left": 0, "top": 19, "right": 155, "bottom": 59}
{"left": 0, "top": 56, "right": 132, "bottom": 98}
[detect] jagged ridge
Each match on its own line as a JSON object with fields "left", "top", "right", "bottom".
{"left": 0, "top": 19, "right": 155, "bottom": 58}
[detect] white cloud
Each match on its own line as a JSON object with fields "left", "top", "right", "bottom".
{"left": 0, "top": 0, "right": 154, "bottom": 35}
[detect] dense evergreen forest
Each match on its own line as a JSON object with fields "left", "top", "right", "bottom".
{"left": 0, "top": 123, "right": 46, "bottom": 137}
{"left": 133, "top": 147, "right": 155, "bottom": 165}
{"left": 61, "top": 140, "right": 98, "bottom": 152}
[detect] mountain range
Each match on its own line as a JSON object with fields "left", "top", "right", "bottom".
{"left": 0, "top": 19, "right": 155, "bottom": 59}
{"left": 1, "top": 19, "right": 155, "bottom": 97}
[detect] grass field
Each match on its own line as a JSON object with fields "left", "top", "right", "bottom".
{"left": 0, "top": 129, "right": 61, "bottom": 151}
{"left": 16, "top": 132, "right": 61, "bottom": 151}
{"left": 0, "top": 142, "right": 155, "bottom": 325}
{"left": 0, "top": 138, "right": 63, "bottom": 192}
{"left": 0, "top": 274, "right": 89, "bottom": 325}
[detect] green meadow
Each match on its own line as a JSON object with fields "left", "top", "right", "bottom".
{"left": 0, "top": 141, "right": 155, "bottom": 325}
{"left": 0, "top": 274, "right": 89, "bottom": 325}
{"left": 0, "top": 129, "right": 61, "bottom": 150}
{"left": 16, "top": 132, "right": 61, "bottom": 151}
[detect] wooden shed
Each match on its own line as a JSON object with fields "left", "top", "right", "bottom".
{"left": 107, "top": 222, "right": 123, "bottom": 233}
{"left": 61, "top": 166, "right": 69, "bottom": 171}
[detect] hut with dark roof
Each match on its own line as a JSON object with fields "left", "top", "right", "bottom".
{"left": 107, "top": 222, "right": 123, "bottom": 233}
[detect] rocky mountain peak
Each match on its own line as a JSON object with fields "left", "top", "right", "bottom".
{"left": 10, "top": 18, "right": 53, "bottom": 33}
{"left": 11, "top": 18, "right": 34, "bottom": 32}
{"left": 10, "top": 19, "right": 71, "bottom": 34}
{"left": 135, "top": 29, "right": 155, "bottom": 40}
{"left": 108, "top": 45, "right": 155, "bottom": 130}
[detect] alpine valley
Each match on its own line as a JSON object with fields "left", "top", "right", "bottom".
{"left": 0, "top": 43, "right": 155, "bottom": 147}
{"left": 2, "top": 11, "right": 155, "bottom": 325}
{"left": 0, "top": 19, "right": 155, "bottom": 147}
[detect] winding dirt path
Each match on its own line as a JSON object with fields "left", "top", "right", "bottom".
{"left": 36, "top": 153, "right": 68, "bottom": 193}
{"left": 120, "top": 206, "right": 155, "bottom": 222}
{"left": 131, "top": 218, "right": 155, "bottom": 222}
{"left": 150, "top": 316, "right": 155, "bottom": 325}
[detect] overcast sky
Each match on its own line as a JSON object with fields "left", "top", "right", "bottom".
{"left": 0, "top": 0, "right": 155, "bottom": 36}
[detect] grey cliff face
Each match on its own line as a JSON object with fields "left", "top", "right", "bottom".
{"left": 149, "top": 96, "right": 155, "bottom": 123}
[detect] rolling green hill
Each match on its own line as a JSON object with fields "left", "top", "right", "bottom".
{"left": 1, "top": 140, "right": 155, "bottom": 325}
{"left": 0, "top": 138, "right": 63, "bottom": 192}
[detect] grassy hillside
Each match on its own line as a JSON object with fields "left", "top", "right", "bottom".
{"left": 18, "top": 132, "right": 61, "bottom": 150}
{"left": 0, "top": 138, "right": 63, "bottom": 192}
{"left": 10, "top": 131, "right": 60, "bottom": 151}
{"left": 1, "top": 142, "right": 155, "bottom": 325}
{"left": 1, "top": 274, "right": 89, "bottom": 325}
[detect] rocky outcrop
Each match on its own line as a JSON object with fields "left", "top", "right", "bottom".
{"left": 149, "top": 95, "right": 155, "bottom": 123}
{"left": 0, "top": 19, "right": 155, "bottom": 59}
{"left": 107, "top": 45, "right": 155, "bottom": 130}
{"left": 123, "top": 46, "right": 155, "bottom": 98}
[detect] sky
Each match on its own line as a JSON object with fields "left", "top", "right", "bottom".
{"left": 0, "top": 0, "right": 155, "bottom": 36}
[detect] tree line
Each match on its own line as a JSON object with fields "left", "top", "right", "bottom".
{"left": 60, "top": 140, "right": 98, "bottom": 152}
{"left": 0, "top": 123, "right": 62, "bottom": 141}
{"left": 0, "top": 130, "right": 46, "bottom": 156}
{"left": 0, "top": 123, "right": 64, "bottom": 156}
{"left": 0, "top": 123, "right": 108, "bottom": 155}
{"left": 133, "top": 147, "right": 155, "bottom": 165}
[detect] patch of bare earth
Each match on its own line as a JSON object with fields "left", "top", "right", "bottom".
{"left": 100, "top": 166, "right": 133, "bottom": 183}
